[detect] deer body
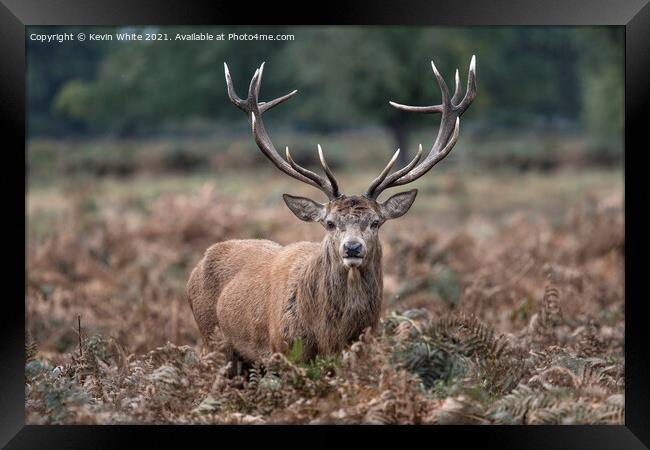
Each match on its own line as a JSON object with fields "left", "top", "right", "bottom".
{"left": 187, "top": 57, "right": 476, "bottom": 372}
{"left": 188, "top": 195, "right": 387, "bottom": 365}
{"left": 187, "top": 232, "right": 382, "bottom": 363}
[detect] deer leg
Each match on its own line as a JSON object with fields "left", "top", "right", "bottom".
{"left": 240, "top": 358, "right": 253, "bottom": 380}
{"left": 223, "top": 345, "right": 238, "bottom": 378}
{"left": 224, "top": 345, "right": 253, "bottom": 379}
{"left": 301, "top": 340, "right": 318, "bottom": 363}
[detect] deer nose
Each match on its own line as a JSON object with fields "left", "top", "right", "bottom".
{"left": 343, "top": 241, "right": 363, "bottom": 257}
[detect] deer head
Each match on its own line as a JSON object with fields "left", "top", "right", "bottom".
{"left": 224, "top": 57, "right": 476, "bottom": 269}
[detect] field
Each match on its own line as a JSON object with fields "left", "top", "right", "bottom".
{"left": 26, "top": 138, "right": 624, "bottom": 425}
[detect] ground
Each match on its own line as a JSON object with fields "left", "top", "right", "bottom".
{"left": 26, "top": 155, "right": 624, "bottom": 424}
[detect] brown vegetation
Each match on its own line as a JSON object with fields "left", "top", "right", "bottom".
{"left": 26, "top": 173, "right": 623, "bottom": 424}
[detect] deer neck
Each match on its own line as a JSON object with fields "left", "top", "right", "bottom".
{"left": 295, "top": 236, "right": 383, "bottom": 354}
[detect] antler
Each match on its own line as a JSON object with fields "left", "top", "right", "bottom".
{"left": 225, "top": 62, "right": 341, "bottom": 200}
{"left": 366, "top": 55, "right": 477, "bottom": 200}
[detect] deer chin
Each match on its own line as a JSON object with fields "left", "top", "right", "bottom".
{"left": 342, "top": 257, "right": 363, "bottom": 269}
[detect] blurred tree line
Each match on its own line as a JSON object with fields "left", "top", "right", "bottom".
{"left": 28, "top": 26, "right": 623, "bottom": 161}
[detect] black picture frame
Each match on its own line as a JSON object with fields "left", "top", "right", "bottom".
{"left": 4, "top": 0, "right": 649, "bottom": 448}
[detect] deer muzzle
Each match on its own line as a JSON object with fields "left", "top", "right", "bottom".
{"left": 341, "top": 240, "right": 366, "bottom": 268}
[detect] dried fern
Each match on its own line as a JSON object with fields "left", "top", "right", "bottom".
{"left": 26, "top": 341, "right": 38, "bottom": 363}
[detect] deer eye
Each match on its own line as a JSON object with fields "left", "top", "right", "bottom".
{"left": 370, "top": 220, "right": 380, "bottom": 229}
{"left": 326, "top": 221, "right": 336, "bottom": 230}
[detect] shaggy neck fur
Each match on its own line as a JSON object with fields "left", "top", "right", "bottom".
{"left": 294, "top": 235, "right": 383, "bottom": 357}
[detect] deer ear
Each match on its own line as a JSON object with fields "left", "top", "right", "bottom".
{"left": 379, "top": 189, "right": 418, "bottom": 220}
{"left": 283, "top": 194, "right": 326, "bottom": 222}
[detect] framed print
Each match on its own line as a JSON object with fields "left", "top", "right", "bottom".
{"left": 3, "top": 0, "right": 649, "bottom": 447}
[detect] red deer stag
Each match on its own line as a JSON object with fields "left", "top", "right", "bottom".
{"left": 187, "top": 57, "right": 476, "bottom": 375}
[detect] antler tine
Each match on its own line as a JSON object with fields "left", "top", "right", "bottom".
{"left": 225, "top": 62, "right": 339, "bottom": 200}
{"left": 253, "top": 62, "right": 264, "bottom": 98}
{"left": 366, "top": 148, "right": 400, "bottom": 198}
{"left": 224, "top": 62, "right": 246, "bottom": 110}
{"left": 430, "top": 60, "right": 450, "bottom": 105}
{"left": 457, "top": 54, "right": 477, "bottom": 114}
{"left": 451, "top": 69, "right": 462, "bottom": 104}
{"left": 388, "top": 101, "right": 443, "bottom": 114}
{"left": 285, "top": 145, "right": 340, "bottom": 199}
{"left": 318, "top": 145, "right": 340, "bottom": 198}
{"left": 381, "top": 144, "right": 424, "bottom": 188}
{"left": 248, "top": 68, "right": 260, "bottom": 99}
{"left": 259, "top": 90, "right": 298, "bottom": 113}
{"left": 367, "top": 55, "right": 476, "bottom": 199}
{"left": 390, "top": 116, "right": 462, "bottom": 188}
{"left": 366, "top": 145, "right": 424, "bottom": 199}
{"left": 285, "top": 146, "right": 327, "bottom": 185}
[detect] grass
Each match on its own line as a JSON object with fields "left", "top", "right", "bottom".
{"left": 28, "top": 167, "right": 621, "bottom": 240}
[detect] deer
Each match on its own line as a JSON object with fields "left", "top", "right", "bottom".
{"left": 187, "top": 56, "right": 476, "bottom": 376}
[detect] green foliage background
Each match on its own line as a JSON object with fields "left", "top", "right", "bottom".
{"left": 29, "top": 26, "right": 623, "bottom": 154}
